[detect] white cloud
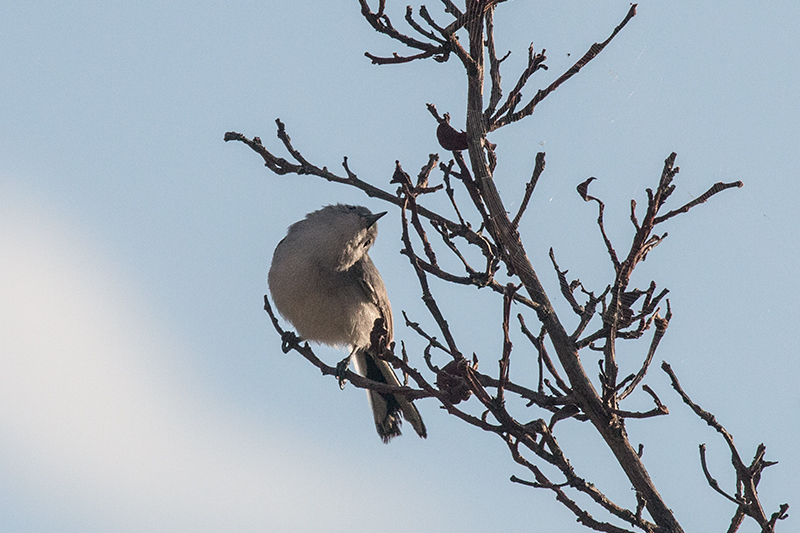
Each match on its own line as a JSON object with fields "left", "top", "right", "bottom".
{"left": 0, "top": 188, "right": 354, "bottom": 532}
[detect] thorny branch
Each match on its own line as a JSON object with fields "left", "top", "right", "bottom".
{"left": 226, "top": 2, "right": 783, "bottom": 532}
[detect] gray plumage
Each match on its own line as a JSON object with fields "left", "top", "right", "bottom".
{"left": 268, "top": 204, "right": 426, "bottom": 442}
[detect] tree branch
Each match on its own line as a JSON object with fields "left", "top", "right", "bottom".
{"left": 491, "top": 4, "right": 637, "bottom": 130}
{"left": 230, "top": 3, "right": 773, "bottom": 532}
{"left": 662, "top": 362, "right": 787, "bottom": 532}
{"left": 359, "top": 0, "right": 450, "bottom": 64}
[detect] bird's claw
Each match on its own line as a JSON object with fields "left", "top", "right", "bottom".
{"left": 280, "top": 331, "right": 301, "bottom": 353}
{"left": 335, "top": 355, "right": 352, "bottom": 389}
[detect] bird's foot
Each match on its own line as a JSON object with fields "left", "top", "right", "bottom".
{"left": 335, "top": 355, "right": 352, "bottom": 389}
{"left": 280, "top": 331, "right": 301, "bottom": 353}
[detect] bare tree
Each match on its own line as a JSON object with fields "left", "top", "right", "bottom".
{"left": 226, "top": 2, "right": 788, "bottom": 532}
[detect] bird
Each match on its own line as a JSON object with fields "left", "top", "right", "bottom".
{"left": 268, "top": 204, "right": 427, "bottom": 442}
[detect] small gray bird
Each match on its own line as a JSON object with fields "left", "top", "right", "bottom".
{"left": 268, "top": 204, "right": 426, "bottom": 442}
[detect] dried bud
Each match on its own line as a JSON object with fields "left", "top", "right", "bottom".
{"left": 436, "top": 122, "right": 468, "bottom": 151}
{"left": 390, "top": 160, "right": 413, "bottom": 186}
{"left": 436, "top": 359, "right": 473, "bottom": 404}
{"left": 577, "top": 177, "right": 597, "bottom": 201}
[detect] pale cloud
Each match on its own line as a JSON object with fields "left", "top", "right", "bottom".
{"left": 0, "top": 188, "right": 353, "bottom": 532}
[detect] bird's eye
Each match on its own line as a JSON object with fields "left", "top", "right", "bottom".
{"left": 363, "top": 238, "right": 372, "bottom": 248}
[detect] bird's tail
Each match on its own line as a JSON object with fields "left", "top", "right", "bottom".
{"left": 353, "top": 349, "right": 427, "bottom": 443}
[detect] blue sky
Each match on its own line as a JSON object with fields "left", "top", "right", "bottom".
{"left": 1, "top": 1, "right": 798, "bottom": 531}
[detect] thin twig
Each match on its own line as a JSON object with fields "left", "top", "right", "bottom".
{"left": 497, "top": 284, "right": 517, "bottom": 402}
{"left": 491, "top": 4, "right": 637, "bottom": 130}
{"left": 577, "top": 177, "right": 620, "bottom": 271}
{"left": 654, "top": 181, "right": 744, "bottom": 224}
{"left": 489, "top": 43, "right": 548, "bottom": 127}
{"left": 662, "top": 361, "right": 787, "bottom": 531}
{"left": 518, "top": 314, "right": 570, "bottom": 394}
{"left": 225, "top": 126, "right": 492, "bottom": 254}
{"left": 549, "top": 247, "right": 585, "bottom": 316}
{"left": 358, "top": 0, "right": 449, "bottom": 64}
{"left": 700, "top": 443, "right": 743, "bottom": 505}
{"left": 400, "top": 194, "right": 461, "bottom": 356}
{"left": 263, "top": 295, "right": 431, "bottom": 400}
{"left": 619, "top": 303, "right": 671, "bottom": 400}
{"left": 512, "top": 152, "right": 546, "bottom": 228}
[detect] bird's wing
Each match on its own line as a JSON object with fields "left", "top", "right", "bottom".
{"left": 351, "top": 255, "right": 393, "bottom": 341}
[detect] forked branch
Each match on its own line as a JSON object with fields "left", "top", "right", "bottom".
{"left": 662, "top": 362, "right": 787, "bottom": 532}
{"left": 229, "top": 2, "right": 777, "bottom": 532}
{"left": 490, "top": 4, "right": 637, "bottom": 130}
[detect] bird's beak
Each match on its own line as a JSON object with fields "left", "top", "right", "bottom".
{"left": 366, "top": 211, "right": 387, "bottom": 227}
